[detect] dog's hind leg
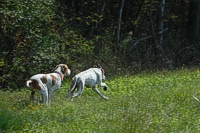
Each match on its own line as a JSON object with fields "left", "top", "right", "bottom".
{"left": 66, "top": 88, "right": 76, "bottom": 99}
{"left": 92, "top": 87, "right": 109, "bottom": 100}
{"left": 66, "top": 78, "right": 77, "bottom": 99}
{"left": 66, "top": 90, "right": 72, "bottom": 99}
{"left": 71, "top": 80, "right": 84, "bottom": 101}
{"left": 30, "top": 91, "right": 35, "bottom": 100}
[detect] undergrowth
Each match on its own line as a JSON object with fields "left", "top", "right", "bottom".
{"left": 1, "top": 68, "right": 200, "bottom": 132}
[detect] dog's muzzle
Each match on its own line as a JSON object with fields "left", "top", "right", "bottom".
{"left": 67, "top": 69, "right": 71, "bottom": 76}
{"left": 102, "top": 75, "right": 106, "bottom": 80}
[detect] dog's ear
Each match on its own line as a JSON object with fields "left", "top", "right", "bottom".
{"left": 93, "top": 65, "right": 102, "bottom": 68}
{"left": 93, "top": 65, "right": 97, "bottom": 68}
{"left": 52, "top": 65, "right": 59, "bottom": 72}
{"left": 62, "top": 65, "right": 68, "bottom": 75}
{"left": 98, "top": 65, "right": 102, "bottom": 68}
{"left": 101, "top": 68, "right": 105, "bottom": 75}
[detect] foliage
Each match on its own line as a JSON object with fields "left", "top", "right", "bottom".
{"left": 0, "top": 0, "right": 199, "bottom": 90}
{"left": 1, "top": 68, "right": 200, "bottom": 132}
{"left": 0, "top": 0, "right": 94, "bottom": 89}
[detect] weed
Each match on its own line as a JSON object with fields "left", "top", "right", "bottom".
{"left": 1, "top": 68, "right": 200, "bottom": 132}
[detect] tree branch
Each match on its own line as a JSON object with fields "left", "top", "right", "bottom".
{"left": 129, "top": 28, "right": 168, "bottom": 52}
{"left": 91, "top": 53, "right": 109, "bottom": 67}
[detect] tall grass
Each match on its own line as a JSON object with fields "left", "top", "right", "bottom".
{"left": 1, "top": 68, "right": 200, "bottom": 132}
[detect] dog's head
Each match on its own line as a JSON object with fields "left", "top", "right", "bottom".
{"left": 53, "top": 64, "right": 71, "bottom": 76}
{"left": 93, "top": 65, "right": 106, "bottom": 80}
{"left": 101, "top": 69, "right": 108, "bottom": 91}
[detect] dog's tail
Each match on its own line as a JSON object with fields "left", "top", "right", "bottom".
{"left": 26, "top": 80, "right": 32, "bottom": 87}
{"left": 70, "top": 77, "right": 78, "bottom": 92}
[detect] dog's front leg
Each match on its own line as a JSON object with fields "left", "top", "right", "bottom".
{"left": 41, "top": 88, "right": 49, "bottom": 105}
{"left": 99, "top": 82, "right": 108, "bottom": 91}
{"left": 92, "top": 87, "right": 109, "bottom": 100}
{"left": 42, "top": 93, "right": 48, "bottom": 105}
{"left": 48, "top": 89, "right": 54, "bottom": 105}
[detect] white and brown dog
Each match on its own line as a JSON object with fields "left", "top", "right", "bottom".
{"left": 66, "top": 66, "right": 108, "bottom": 101}
{"left": 26, "top": 64, "right": 71, "bottom": 105}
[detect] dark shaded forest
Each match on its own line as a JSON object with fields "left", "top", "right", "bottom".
{"left": 0, "top": 0, "right": 200, "bottom": 90}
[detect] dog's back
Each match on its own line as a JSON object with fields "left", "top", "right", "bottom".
{"left": 66, "top": 67, "right": 108, "bottom": 101}
{"left": 74, "top": 68, "right": 101, "bottom": 86}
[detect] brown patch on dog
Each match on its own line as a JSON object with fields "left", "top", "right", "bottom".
{"left": 50, "top": 75, "right": 56, "bottom": 86}
{"left": 93, "top": 65, "right": 104, "bottom": 75}
{"left": 30, "top": 79, "right": 41, "bottom": 90}
{"left": 101, "top": 68, "right": 105, "bottom": 75}
{"left": 62, "top": 65, "right": 69, "bottom": 75}
{"left": 40, "top": 76, "right": 47, "bottom": 84}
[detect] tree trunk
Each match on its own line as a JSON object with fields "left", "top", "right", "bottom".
{"left": 158, "top": 0, "right": 165, "bottom": 57}
{"left": 116, "top": 0, "right": 124, "bottom": 51}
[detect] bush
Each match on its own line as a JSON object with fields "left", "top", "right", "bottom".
{"left": 0, "top": 0, "right": 94, "bottom": 90}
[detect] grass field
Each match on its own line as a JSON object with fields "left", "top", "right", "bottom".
{"left": 1, "top": 68, "right": 200, "bottom": 132}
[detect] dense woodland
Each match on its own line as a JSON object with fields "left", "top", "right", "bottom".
{"left": 0, "top": 0, "right": 200, "bottom": 90}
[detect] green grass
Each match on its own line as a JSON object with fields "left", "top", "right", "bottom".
{"left": 1, "top": 68, "right": 200, "bottom": 132}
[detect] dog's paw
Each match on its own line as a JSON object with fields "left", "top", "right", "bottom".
{"left": 103, "top": 86, "right": 108, "bottom": 91}
{"left": 70, "top": 98, "right": 74, "bottom": 102}
{"left": 103, "top": 96, "right": 109, "bottom": 100}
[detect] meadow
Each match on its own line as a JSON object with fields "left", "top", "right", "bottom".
{"left": 1, "top": 68, "right": 200, "bottom": 133}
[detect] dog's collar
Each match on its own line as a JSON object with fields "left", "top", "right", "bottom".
{"left": 55, "top": 71, "right": 63, "bottom": 81}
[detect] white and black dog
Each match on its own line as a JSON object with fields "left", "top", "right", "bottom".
{"left": 26, "top": 64, "right": 71, "bottom": 105}
{"left": 66, "top": 66, "right": 108, "bottom": 101}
